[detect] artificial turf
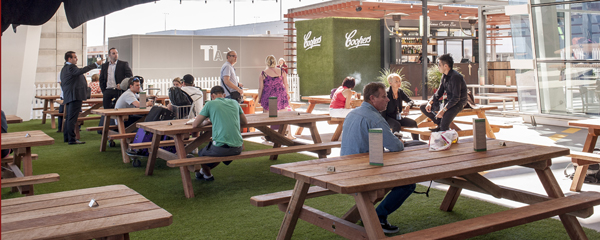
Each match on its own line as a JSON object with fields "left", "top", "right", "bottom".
{"left": 2, "top": 118, "right": 599, "bottom": 239}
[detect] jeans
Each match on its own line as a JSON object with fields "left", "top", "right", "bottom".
{"left": 385, "top": 116, "right": 419, "bottom": 140}
{"left": 376, "top": 184, "right": 416, "bottom": 223}
{"left": 419, "top": 104, "right": 464, "bottom": 131}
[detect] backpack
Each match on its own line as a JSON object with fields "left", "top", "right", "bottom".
{"left": 565, "top": 163, "right": 600, "bottom": 183}
{"left": 145, "top": 106, "right": 175, "bottom": 122}
{"left": 330, "top": 88, "right": 337, "bottom": 99}
{"left": 130, "top": 128, "right": 176, "bottom": 157}
{"left": 169, "top": 87, "right": 193, "bottom": 106}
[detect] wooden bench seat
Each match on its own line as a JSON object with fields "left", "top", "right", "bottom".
{"left": 167, "top": 142, "right": 341, "bottom": 168}
{"left": 389, "top": 192, "right": 600, "bottom": 240}
{"left": 401, "top": 127, "right": 474, "bottom": 140}
{"left": 241, "top": 131, "right": 265, "bottom": 138}
{"left": 86, "top": 126, "right": 118, "bottom": 131}
{"left": 2, "top": 154, "right": 39, "bottom": 164}
{"left": 1, "top": 173, "right": 60, "bottom": 188}
{"left": 77, "top": 116, "right": 101, "bottom": 122}
{"left": 128, "top": 138, "right": 197, "bottom": 149}
{"left": 250, "top": 186, "right": 335, "bottom": 207}
{"left": 570, "top": 151, "right": 600, "bottom": 165}
{"left": 289, "top": 102, "right": 307, "bottom": 111}
{"left": 108, "top": 133, "right": 138, "bottom": 140}
{"left": 474, "top": 95, "right": 516, "bottom": 110}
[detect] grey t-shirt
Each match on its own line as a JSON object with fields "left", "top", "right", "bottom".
{"left": 220, "top": 61, "right": 238, "bottom": 97}
{"left": 115, "top": 89, "right": 138, "bottom": 109}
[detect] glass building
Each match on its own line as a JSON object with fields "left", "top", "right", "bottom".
{"left": 511, "top": 0, "right": 600, "bottom": 116}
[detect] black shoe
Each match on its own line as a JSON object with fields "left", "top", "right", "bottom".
{"left": 429, "top": 127, "right": 440, "bottom": 132}
{"left": 380, "top": 221, "right": 399, "bottom": 234}
{"left": 195, "top": 172, "right": 214, "bottom": 181}
{"left": 68, "top": 140, "right": 86, "bottom": 145}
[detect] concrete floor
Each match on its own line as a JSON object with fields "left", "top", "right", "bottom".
{"left": 246, "top": 103, "right": 600, "bottom": 232}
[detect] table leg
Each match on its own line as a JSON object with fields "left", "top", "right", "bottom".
{"left": 570, "top": 128, "right": 599, "bottom": 192}
{"left": 99, "top": 116, "right": 111, "bottom": 152}
{"left": 307, "top": 122, "right": 327, "bottom": 158}
{"left": 415, "top": 113, "right": 428, "bottom": 127}
{"left": 277, "top": 180, "right": 310, "bottom": 240}
{"left": 50, "top": 100, "right": 57, "bottom": 129}
{"left": 353, "top": 191, "right": 386, "bottom": 240}
{"left": 174, "top": 134, "right": 194, "bottom": 198}
{"left": 536, "top": 165, "right": 588, "bottom": 239}
{"left": 440, "top": 186, "right": 462, "bottom": 212}
{"left": 331, "top": 122, "right": 344, "bottom": 142}
{"left": 476, "top": 110, "right": 496, "bottom": 139}
{"left": 270, "top": 124, "right": 288, "bottom": 160}
{"left": 41, "top": 100, "right": 49, "bottom": 124}
{"left": 295, "top": 101, "right": 316, "bottom": 135}
{"left": 145, "top": 133, "right": 163, "bottom": 176}
{"left": 21, "top": 147, "right": 34, "bottom": 196}
{"left": 116, "top": 116, "right": 130, "bottom": 163}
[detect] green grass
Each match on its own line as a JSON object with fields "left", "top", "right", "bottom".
{"left": 3, "top": 119, "right": 599, "bottom": 239}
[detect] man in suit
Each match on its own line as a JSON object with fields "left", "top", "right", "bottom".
{"left": 99, "top": 48, "right": 133, "bottom": 109}
{"left": 60, "top": 51, "right": 101, "bottom": 145}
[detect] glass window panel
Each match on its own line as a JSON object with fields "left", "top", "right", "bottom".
{"left": 516, "top": 69, "right": 540, "bottom": 113}
{"left": 510, "top": 15, "right": 533, "bottom": 59}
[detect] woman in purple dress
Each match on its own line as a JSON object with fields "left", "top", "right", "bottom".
{"left": 258, "top": 55, "right": 290, "bottom": 112}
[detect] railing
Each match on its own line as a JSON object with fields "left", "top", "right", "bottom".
{"left": 31, "top": 74, "right": 301, "bottom": 119}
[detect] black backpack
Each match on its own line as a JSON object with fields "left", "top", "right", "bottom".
{"left": 145, "top": 106, "right": 175, "bottom": 122}
{"left": 169, "top": 87, "right": 193, "bottom": 106}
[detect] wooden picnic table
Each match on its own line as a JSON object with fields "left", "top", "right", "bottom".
{"left": 267, "top": 140, "right": 595, "bottom": 240}
{"left": 1, "top": 130, "right": 54, "bottom": 195}
{"left": 137, "top": 111, "right": 332, "bottom": 198}
{"left": 35, "top": 95, "right": 60, "bottom": 125}
{"left": 91, "top": 93, "right": 103, "bottom": 98}
{"left": 1, "top": 184, "right": 172, "bottom": 240}
{"left": 569, "top": 119, "right": 600, "bottom": 191}
{"left": 92, "top": 108, "right": 151, "bottom": 162}
{"left": 295, "top": 95, "right": 363, "bottom": 135}
{"left": 5, "top": 115, "right": 22, "bottom": 124}
{"left": 410, "top": 105, "right": 500, "bottom": 139}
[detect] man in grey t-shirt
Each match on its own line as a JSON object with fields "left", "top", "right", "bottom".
{"left": 115, "top": 77, "right": 153, "bottom": 126}
{"left": 220, "top": 50, "right": 243, "bottom": 98}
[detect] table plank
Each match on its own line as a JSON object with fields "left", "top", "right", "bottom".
{"left": 1, "top": 130, "right": 54, "bottom": 149}
{"left": 1, "top": 185, "right": 129, "bottom": 207}
{"left": 5, "top": 115, "right": 22, "bottom": 124}
{"left": 569, "top": 119, "right": 600, "bottom": 129}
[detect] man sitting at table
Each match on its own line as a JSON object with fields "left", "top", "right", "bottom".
{"left": 192, "top": 85, "right": 247, "bottom": 181}
{"left": 114, "top": 77, "right": 153, "bottom": 127}
{"left": 341, "top": 82, "right": 414, "bottom": 234}
{"left": 420, "top": 54, "right": 468, "bottom": 132}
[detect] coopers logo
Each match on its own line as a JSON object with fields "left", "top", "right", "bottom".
{"left": 303, "top": 31, "right": 322, "bottom": 50}
{"left": 345, "top": 30, "right": 371, "bottom": 49}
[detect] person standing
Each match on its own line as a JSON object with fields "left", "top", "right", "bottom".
{"left": 340, "top": 82, "right": 413, "bottom": 233}
{"left": 257, "top": 55, "right": 289, "bottom": 112}
{"left": 420, "top": 54, "right": 468, "bottom": 132}
{"left": 220, "top": 50, "right": 244, "bottom": 101}
{"left": 99, "top": 48, "right": 133, "bottom": 109}
{"left": 60, "top": 51, "right": 101, "bottom": 144}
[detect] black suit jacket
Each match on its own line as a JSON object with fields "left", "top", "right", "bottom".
{"left": 60, "top": 62, "right": 97, "bottom": 104}
{"left": 99, "top": 60, "right": 133, "bottom": 92}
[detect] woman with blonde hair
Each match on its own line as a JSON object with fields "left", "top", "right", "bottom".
{"left": 278, "top": 58, "right": 288, "bottom": 74}
{"left": 382, "top": 73, "right": 419, "bottom": 140}
{"left": 258, "top": 55, "right": 290, "bottom": 112}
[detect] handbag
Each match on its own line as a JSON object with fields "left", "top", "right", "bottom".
{"left": 221, "top": 77, "right": 244, "bottom": 103}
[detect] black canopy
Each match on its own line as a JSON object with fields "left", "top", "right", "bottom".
{"left": 2, "top": 0, "right": 156, "bottom": 34}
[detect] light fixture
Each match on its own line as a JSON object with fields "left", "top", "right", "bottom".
{"left": 459, "top": 16, "right": 478, "bottom": 36}
{"left": 384, "top": 12, "right": 409, "bottom": 35}
{"left": 439, "top": 4, "right": 443, "bottom": 10}
{"left": 356, "top": 6, "right": 362, "bottom": 12}
{"left": 445, "top": 12, "right": 447, "bottom": 16}
{"left": 205, "top": 0, "right": 207, "bottom": 3}
{"left": 410, "top": 3, "right": 413, "bottom": 8}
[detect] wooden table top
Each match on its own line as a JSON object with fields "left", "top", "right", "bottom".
{"left": 5, "top": 115, "right": 22, "bottom": 124}
{"left": 138, "top": 111, "right": 331, "bottom": 135}
{"left": 1, "top": 130, "right": 54, "bottom": 149}
{"left": 35, "top": 95, "right": 60, "bottom": 100}
{"left": 302, "top": 95, "right": 364, "bottom": 104}
{"left": 466, "top": 84, "right": 518, "bottom": 89}
{"left": 92, "top": 108, "right": 152, "bottom": 116}
{"left": 83, "top": 98, "right": 103, "bottom": 104}
{"left": 569, "top": 119, "right": 600, "bottom": 129}
{"left": 91, "top": 93, "right": 103, "bottom": 98}
{"left": 1, "top": 185, "right": 172, "bottom": 240}
{"left": 271, "top": 140, "right": 569, "bottom": 194}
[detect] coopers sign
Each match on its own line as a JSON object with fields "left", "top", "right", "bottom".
{"left": 303, "top": 31, "right": 322, "bottom": 50}
{"left": 344, "top": 29, "right": 371, "bottom": 49}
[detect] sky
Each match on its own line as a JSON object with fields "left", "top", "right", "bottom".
{"left": 86, "top": 0, "right": 326, "bottom": 46}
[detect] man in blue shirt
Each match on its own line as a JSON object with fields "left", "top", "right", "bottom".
{"left": 341, "top": 82, "right": 415, "bottom": 234}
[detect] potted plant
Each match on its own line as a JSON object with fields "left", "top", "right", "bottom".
{"left": 377, "top": 68, "right": 413, "bottom": 96}
{"left": 424, "top": 66, "right": 462, "bottom": 95}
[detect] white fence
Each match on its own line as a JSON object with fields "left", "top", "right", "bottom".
{"left": 31, "top": 74, "right": 301, "bottom": 119}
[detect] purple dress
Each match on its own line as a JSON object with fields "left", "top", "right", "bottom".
{"left": 259, "top": 70, "right": 289, "bottom": 110}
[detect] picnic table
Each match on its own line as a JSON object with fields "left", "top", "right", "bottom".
{"left": 1, "top": 130, "right": 54, "bottom": 195}
{"left": 34, "top": 95, "right": 60, "bottom": 125}
{"left": 1, "top": 185, "right": 172, "bottom": 240}
{"left": 137, "top": 111, "right": 334, "bottom": 198}
{"left": 259, "top": 140, "right": 599, "bottom": 240}
{"left": 569, "top": 119, "right": 600, "bottom": 192}
{"left": 5, "top": 115, "right": 22, "bottom": 124}
{"left": 91, "top": 93, "right": 103, "bottom": 98}
{"left": 295, "top": 95, "right": 363, "bottom": 135}
{"left": 405, "top": 105, "right": 502, "bottom": 139}
{"left": 92, "top": 108, "right": 151, "bottom": 162}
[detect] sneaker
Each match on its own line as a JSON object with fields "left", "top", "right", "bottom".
{"left": 380, "top": 221, "right": 399, "bottom": 234}
{"left": 194, "top": 172, "right": 215, "bottom": 181}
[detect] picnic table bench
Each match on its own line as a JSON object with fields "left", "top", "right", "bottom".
{"left": 1, "top": 185, "right": 172, "bottom": 240}
{"left": 295, "top": 95, "right": 363, "bottom": 135}
{"left": 5, "top": 115, "right": 22, "bottom": 124}
{"left": 137, "top": 111, "right": 336, "bottom": 198}
{"left": 1, "top": 130, "right": 56, "bottom": 195}
{"left": 473, "top": 95, "right": 517, "bottom": 111}
{"left": 254, "top": 139, "right": 598, "bottom": 240}
{"left": 568, "top": 119, "right": 600, "bottom": 192}
{"left": 34, "top": 95, "right": 60, "bottom": 125}
{"left": 92, "top": 108, "right": 151, "bottom": 163}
